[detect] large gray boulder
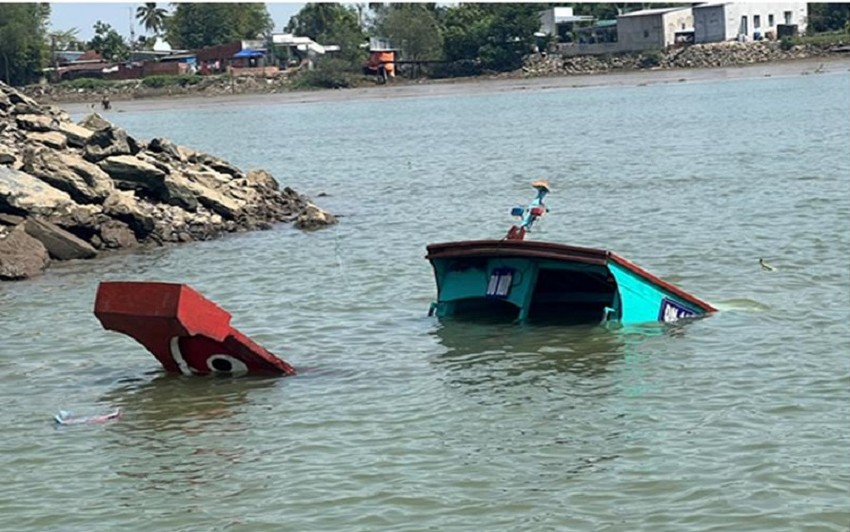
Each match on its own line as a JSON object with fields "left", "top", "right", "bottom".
{"left": 190, "top": 152, "right": 241, "bottom": 177}
{"left": 179, "top": 171, "right": 244, "bottom": 219}
{"left": 6, "top": 89, "right": 39, "bottom": 108}
{"left": 0, "top": 167, "right": 77, "bottom": 217}
{"left": 57, "top": 121, "right": 94, "bottom": 147}
{"left": 0, "top": 213, "right": 24, "bottom": 225}
{"left": 78, "top": 113, "right": 111, "bottom": 131}
{"left": 15, "top": 114, "right": 53, "bottom": 132}
{"left": 24, "top": 217, "right": 97, "bottom": 260}
{"left": 97, "top": 219, "right": 138, "bottom": 249}
{"left": 294, "top": 202, "right": 338, "bottom": 231}
{"left": 24, "top": 148, "right": 113, "bottom": 204}
{"left": 162, "top": 172, "right": 200, "bottom": 211}
{"left": 45, "top": 204, "right": 107, "bottom": 241}
{"left": 0, "top": 224, "right": 50, "bottom": 280}
{"left": 84, "top": 126, "right": 139, "bottom": 162}
{"left": 246, "top": 169, "right": 280, "bottom": 191}
{"left": 98, "top": 154, "right": 167, "bottom": 197}
{"left": 147, "top": 137, "right": 182, "bottom": 161}
{"left": 185, "top": 169, "right": 232, "bottom": 191}
{"left": 102, "top": 190, "right": 155, "bottom": 237}
{"left": 26, "top": 130, "right": 67, "bottom": 150}
{"left": 0, "top": 147, "right": 16, "bottom": 165}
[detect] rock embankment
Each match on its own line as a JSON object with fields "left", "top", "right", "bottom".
{"left": 522, "top": 41, "right": 843, "bottom": 76}
{"left": 0, "top": 81, "right": 336, "bottom": 281}
{"left": 23, "top": 74, "right": 297, "bottom": 104}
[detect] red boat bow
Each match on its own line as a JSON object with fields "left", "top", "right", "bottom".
{"left": 94, "top": 282, "right": 295, "bottom": 376}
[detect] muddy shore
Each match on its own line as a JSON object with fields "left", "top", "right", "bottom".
{"left": 55, "top": 56, "right": 850, "bottom": 116}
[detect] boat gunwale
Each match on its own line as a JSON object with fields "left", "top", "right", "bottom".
{"left": 426, "top": 239, "right": 717, "bottom": 314}
{"left": 426, "top": 239, "right": 610, "bottom": 266}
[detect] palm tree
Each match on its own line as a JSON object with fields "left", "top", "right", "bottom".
{"left": 135, "top": 2, "right": 168, "bottom": 36}
{"left": 48, "top": 28, "right": 82, "bottom": 51}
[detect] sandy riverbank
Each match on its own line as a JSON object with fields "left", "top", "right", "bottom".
{"left": 58, "top": 56, "right": 850, "bottom": 115}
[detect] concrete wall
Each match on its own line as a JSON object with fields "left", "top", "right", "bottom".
{"left": 540, "top": 7, "right": 575, "bottom": 36}
{"left": 694, "top": 2, "right": 808, "bottom": 43}
{"left": 557, "top": 42, "right": 622, "bottom": 57}
{"left": 618, "top": 13, "right": 665, "bottom": 50}
{"left": 661, "top": 9, "right": 695, "bottom": 46}
{"left": 694, "top": 5, "right": 728, "bottom": 43}
{"left": 618, "top": 8, "right": 693, "bottom": 51}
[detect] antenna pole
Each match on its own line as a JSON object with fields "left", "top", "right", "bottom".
{"left": 505, "top": 181, "right": 551, "bottom": 241}
{"left": 129, "top": 7, "right": 135, "bottom": 50}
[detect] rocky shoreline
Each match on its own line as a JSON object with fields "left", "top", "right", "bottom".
{"left": 18, "top": 41, "right": 849, "bottom": 104}
{"left": 522, "top": 40, "right": 846, "bottom": 76}
{"left": 0, "top": 81, "right": 336, "bottom": 281}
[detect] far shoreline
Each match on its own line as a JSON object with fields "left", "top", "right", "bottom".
{"left": 59, "top": 56, "right": 850, "bottom": 115}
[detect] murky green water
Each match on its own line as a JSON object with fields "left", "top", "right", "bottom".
{"left": 2, "top": 65, "right": 849, "bottom": 531}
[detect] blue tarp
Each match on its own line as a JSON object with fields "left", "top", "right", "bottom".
{"left": 233, "top": 49, "right": 265, "bottom": 58}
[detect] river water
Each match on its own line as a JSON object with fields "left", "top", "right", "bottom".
{"left": 2, "top": 62, "right": 849, "bottom": 531}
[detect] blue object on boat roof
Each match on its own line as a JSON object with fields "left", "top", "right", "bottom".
{"left": 233, "top": 49, "right": 265, "bottom": 58}
{"left": 425, "top": 182, "right": 716, "bottom": 325}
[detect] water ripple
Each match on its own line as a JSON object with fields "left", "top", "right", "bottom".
{"left": 2, "top": 69, "right": 849, "bottom": 531}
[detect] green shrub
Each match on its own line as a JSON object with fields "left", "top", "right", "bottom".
{"left": 429, "top": 59, "right": 483, "bottom": 79}
{"left": 290, "top": 59, "right": 357, "bottom": 89}
{"left": 141, "top": 74, "right": 203, "bottom": 88}
{"left": 59, "top": 78, "right": 114, "bottom": 90}
{"left": 638, "top": 50, "right": 663, "bottom": 69}
{"left": 780, "top": 36, "right": 794, "bottom": 50}
{"left": 176, "top": 74, "right": 202, "bottom": 86}
{"left": 790, "top": 31, "right": 848, "bottom": 47}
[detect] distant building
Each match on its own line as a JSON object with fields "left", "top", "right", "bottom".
{"left": 575, "top": 19, "right": 619, "bottom": 45}
{"left": 271, "top": 33, "right": 338, "bottom": 69}
{"left": 52, "top": 50, "right": 85, "bottom": 64}
{"left": 539, "top": 7, "right": 594, "bottom": 43}
{"left": 152, "top": 37, "right": 172, "bottom": 52}
{"left": 617, "top": 6, "right": 694, "bottom": 51}
{"left": 194, "top": 40, "right": 267, "bottom": 74}
{"left": 364, "top": 37, "right": 397, "bottom": 80}
{"left": 693, "top": 2, "right": 808, "bottom": 43}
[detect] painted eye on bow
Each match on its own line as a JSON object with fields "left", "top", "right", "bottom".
{"left": 206, "top": 354, "right": 248, "bottom": 375}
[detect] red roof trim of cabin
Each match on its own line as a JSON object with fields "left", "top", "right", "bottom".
{"left": 426, "top": 240, "right": 610, "bottom": 266}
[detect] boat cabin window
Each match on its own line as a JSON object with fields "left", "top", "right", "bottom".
{"left": 450, "top": 297, "right": 520, "bottom": 322}
{"left": 528, "top": 267, "right": 617, "bottom": 324}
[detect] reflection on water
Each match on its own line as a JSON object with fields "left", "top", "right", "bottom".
{"left": 101, "top": 373, "right": 280, "bottom": 430}
{"left": 431, "top": 319, "right": 693, "bottom": 395}
{"left": 2, "top": 68, "right": 848, "bottom": 531}
{"left": 433, "top": 321, "right": 623, "bottom": 376}
{"left": 101, "top": 374, "right": 282, "bottom": 499}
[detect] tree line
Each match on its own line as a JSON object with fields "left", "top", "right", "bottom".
{"left": 1, "top": 2, "right": 849, "bottom": 87}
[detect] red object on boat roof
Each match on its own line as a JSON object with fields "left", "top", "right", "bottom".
{"left": 94, "top": 282, "right": 295, "bottom": 376}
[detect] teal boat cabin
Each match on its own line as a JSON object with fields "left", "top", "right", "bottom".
{"left": 426, "top": 181, "right": 715, "bottom": 324}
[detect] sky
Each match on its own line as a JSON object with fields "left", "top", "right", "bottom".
{"left": 48, "top": 2, "right": 306, "bottom": 42}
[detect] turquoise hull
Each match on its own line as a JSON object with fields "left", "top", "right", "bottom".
{"left": 427, "top": 240, "right": 715, "bottom": 325}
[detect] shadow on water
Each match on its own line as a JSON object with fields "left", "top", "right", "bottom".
{"left": 430, "top": 317, "right": 695, "bottom": 391}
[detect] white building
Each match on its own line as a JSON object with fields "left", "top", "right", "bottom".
{"left": 617, "top": 6, "right": 694, "bottom": 51}
{"left": 539, "top": 7, "right": 594, "bottom": 42}
{"left": 693, "top": 2, "right": 808, "bottom": 43}
{"left": 271, "top": 33, "right": 340, "bottom": 69}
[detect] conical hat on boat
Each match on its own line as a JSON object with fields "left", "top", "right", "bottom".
{"left": 531, "top": 180, "right": 551, "bottom": 192}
